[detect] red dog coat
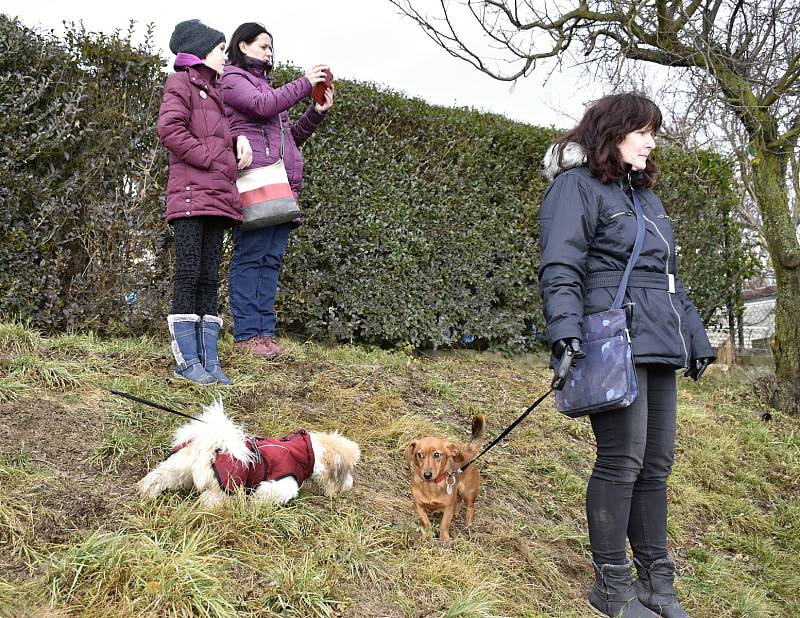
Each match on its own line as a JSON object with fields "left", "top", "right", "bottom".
{"left": 173, "top": 430, "right": 315, "bottom": 493}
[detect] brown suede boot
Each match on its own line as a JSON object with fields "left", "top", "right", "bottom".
{"left": 256, "top": 336, "right": 286, "bottom": 358}
{"left": 233, "top": 336, "right": 274, "bottom": 358}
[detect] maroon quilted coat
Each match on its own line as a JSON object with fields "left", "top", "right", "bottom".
{"left": 210, "top": 431, "right": 315, "bottom": 493}
{"left": 157, "top": 54, "right": 243, "bottom": 224}
{"left": 220, "top": 60, "right": 325, "bottom": 200}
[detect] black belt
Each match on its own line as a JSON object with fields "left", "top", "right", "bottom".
{"left": 585, "top": 271, "right": 675, "bottom": 293}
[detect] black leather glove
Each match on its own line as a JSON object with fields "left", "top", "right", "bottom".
{"left": 683, "top": 357, "right": 714, "bottom": 381}
{"left": 551, "top": 338, "right": 585, "bottom": 390}
{"left": 552, "top": 337, "right": 585, "bottom": 360}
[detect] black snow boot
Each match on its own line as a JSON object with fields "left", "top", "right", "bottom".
{"left": 633, "top": 558, "right": 690, "bottom": 618}
{"left": 588, "top": 559, "right": 656, "bottom": 617}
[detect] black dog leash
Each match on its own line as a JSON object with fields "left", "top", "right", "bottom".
{"left": 446, "top": 386, "right": 554, "bottom": 484}
{"left": 446, "top": 348, "right": 573, "bottom": 483}
{"left": 109, "top": 389, "right": 205, "bottom": 423}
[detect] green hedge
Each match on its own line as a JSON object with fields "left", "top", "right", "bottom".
{"left": 277, "top": 66, "right": 752, "bottom": 348}
{"left": 0, "top": 16, "right": 753, "bottom": 350}
{"left": 0, "top": 17, "right": 168, "bottom": 333}
{"left": 277, "top": 75, "right": 555, "bottom": 350}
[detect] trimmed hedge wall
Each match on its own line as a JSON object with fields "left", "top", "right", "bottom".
{"left": 0, "top": 18, "right": 168, "bottom": 332}
{"left": 277, "top": 74, "right": 555, "bottom": 350}
{"left": 0, "top": 16, "right": 752, "bottom": 350}
{"left": 276, "top": 66, "right": 752, "bottom": 349}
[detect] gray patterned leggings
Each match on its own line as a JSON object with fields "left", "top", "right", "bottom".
{"left": 586, "top": 364, "right": 677, "bottom": 567}
{"left": 171, "top": 216, "right": 227, "bottom": 316}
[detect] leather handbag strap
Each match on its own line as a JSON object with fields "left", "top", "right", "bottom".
{"left": 611, "top": 188, "right": 646, "bottom": 310}
{"left": 278, "top": 115, "right": 285, "bottom": 160}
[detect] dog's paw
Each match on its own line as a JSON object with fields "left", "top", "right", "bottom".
{"left": 198, "top": 489, "right": 225, "bottom": 508}
{"left": 416, "top": 523, "right": 435, "bottom": 539}
{"left": 137, "top": 475, "right": 162, "bottom": 500}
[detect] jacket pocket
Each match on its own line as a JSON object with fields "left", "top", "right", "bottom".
{"left": 628, "top": 288, "right": 686, "bottom": 363}
{"left": 583, "top": 286, "right": 615, "bottom": 316}
{"left": 597, "top": 198, "right": 634, "bottom": 248}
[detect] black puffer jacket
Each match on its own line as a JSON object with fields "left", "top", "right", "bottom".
{"left": 538, "top": 143, "right": 714, "bottom": 368}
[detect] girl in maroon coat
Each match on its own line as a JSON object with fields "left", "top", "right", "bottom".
{"left": 158, "top": 20, "right": 253, "bottom": 385}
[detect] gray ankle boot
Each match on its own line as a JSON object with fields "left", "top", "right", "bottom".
{"left": 633, "top": 558, "right": 690, "bottom": 618}
{"left": 588, "top": 559, "right": 656, "bottom": 617}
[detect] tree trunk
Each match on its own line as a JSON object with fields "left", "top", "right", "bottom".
{"left": 772, "top": 263, "right": 800, "bottom": 378}
{"left": 751, "top": 148, "right": 800, "bottom": 404}
{"left": 737, "top": 310, "right": 744, "bottom": 354}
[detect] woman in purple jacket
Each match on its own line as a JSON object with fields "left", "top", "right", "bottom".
{"left": 221, "top": 22, "right": 333, "bottom": 359}
{"left": 158, "top": 20, "right": 253, "bottom": 384}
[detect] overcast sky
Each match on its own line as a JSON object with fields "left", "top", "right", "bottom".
{"left": 0, "top": 0, "right": 605, "bottom": 128}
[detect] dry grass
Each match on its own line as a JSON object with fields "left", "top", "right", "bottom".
{"left": 0, "top": 320, "right": 798, "bottom": 617}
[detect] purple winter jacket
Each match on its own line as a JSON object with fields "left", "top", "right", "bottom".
{"left": 158, "top": 55, "right": 243, "bottom": 224}
{"left": 220, "top": 61, "right": 326, "bottom": 200}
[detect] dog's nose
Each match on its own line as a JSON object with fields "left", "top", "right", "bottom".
{"left": 423, "top": 471, "right": 432, "bottom": 480}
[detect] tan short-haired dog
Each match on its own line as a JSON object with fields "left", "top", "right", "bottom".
{"left": 405, "top": 414, "right": 486, "bottom": 542}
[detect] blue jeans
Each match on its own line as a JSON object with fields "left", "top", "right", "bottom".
{"left": 229, "top": 223, "right": 291, "bottom": 342}
{"left": 586, "top": 364, "right": 677, "bottom": 567}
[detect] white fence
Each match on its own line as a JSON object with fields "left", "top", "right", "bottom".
{"left": 706, "top": 297, "right": 775, "bottom": 354}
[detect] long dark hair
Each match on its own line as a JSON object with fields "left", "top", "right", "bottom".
{"left": 226, "top": 22, "right": 272, "bottom": 70}
{"left": 554, "top": 93, "right": 662, "bottom": 186}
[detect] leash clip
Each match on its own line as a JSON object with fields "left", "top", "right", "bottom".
{"left": 248, "top": 438, "right": 262, "bottom": 464}
{"left": 445, "top": 468, "right": 461, "bottom": 495}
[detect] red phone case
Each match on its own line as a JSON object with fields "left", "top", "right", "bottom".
{"left": 311, "top": 68, "right": 333, "bottom": 105}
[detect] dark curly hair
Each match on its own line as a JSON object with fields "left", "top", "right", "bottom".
{"left": 553, "top": 92, "right": 662, "bottom": 187}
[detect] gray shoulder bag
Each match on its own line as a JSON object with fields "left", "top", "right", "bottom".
{"left": 554, "top": 189, "right": 646, "bottom": 418}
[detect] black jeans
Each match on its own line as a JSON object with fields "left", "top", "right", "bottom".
{"left": 171, "top": 217, "right": 227, "bottom": 316}
{"left": 586, "top": 364, "right": 677, "bottom": 567}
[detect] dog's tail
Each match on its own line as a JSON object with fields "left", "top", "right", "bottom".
{"left": 170, "top": 398, "right": 255, "bottom": 464}
{"left": 469, "top": 413, "right": 486, "bottom": 447}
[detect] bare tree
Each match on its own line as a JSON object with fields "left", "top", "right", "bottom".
{"left": 391, "top": 0, "right": 800, "bottom": 392}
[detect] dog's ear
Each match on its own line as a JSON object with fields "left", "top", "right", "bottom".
{"left": 444, "top": 441, "right": 464, "bottom": 462}
{"left": 404, "top": 441, "right": 418, "bottom": 468}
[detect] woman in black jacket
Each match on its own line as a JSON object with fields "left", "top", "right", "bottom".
{"left": 539, "top": 93, "right": 714, "bottom": 618}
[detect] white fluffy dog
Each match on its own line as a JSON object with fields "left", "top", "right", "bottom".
{"left": 138, "top": 399, "right": 360, "bottom": 507}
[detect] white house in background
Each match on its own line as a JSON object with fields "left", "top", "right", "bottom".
{"left": 706, "top": 286, "right": 776, "bottom": 352}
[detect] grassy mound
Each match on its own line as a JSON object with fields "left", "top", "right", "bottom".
{"left": 0, "top": 321, "right": 797, "bottom": 617}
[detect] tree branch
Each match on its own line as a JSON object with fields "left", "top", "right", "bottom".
{"left": 761, "top": 50, "right": 800, "bottom": 108}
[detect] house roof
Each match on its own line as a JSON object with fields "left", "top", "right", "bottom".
{"left": 742, "top": 285, "right": 777, "bottom": 301}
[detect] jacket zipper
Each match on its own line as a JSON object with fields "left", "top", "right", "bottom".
{"left": 261, "top": 127, "right": 269, "bottom": 157}
{"left": 642, "top": 213, "right": 689, "bottom": 366}
{"left": 624, "top": 178, "right": 689, "bottom": 366}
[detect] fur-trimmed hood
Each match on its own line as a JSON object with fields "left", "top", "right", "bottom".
{"left": 542, "top": 142, "right": 587, "bottom": 183}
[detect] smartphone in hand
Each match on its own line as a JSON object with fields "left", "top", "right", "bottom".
{"left": 312, "top": 68, "right": 333, "bottom": 105}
